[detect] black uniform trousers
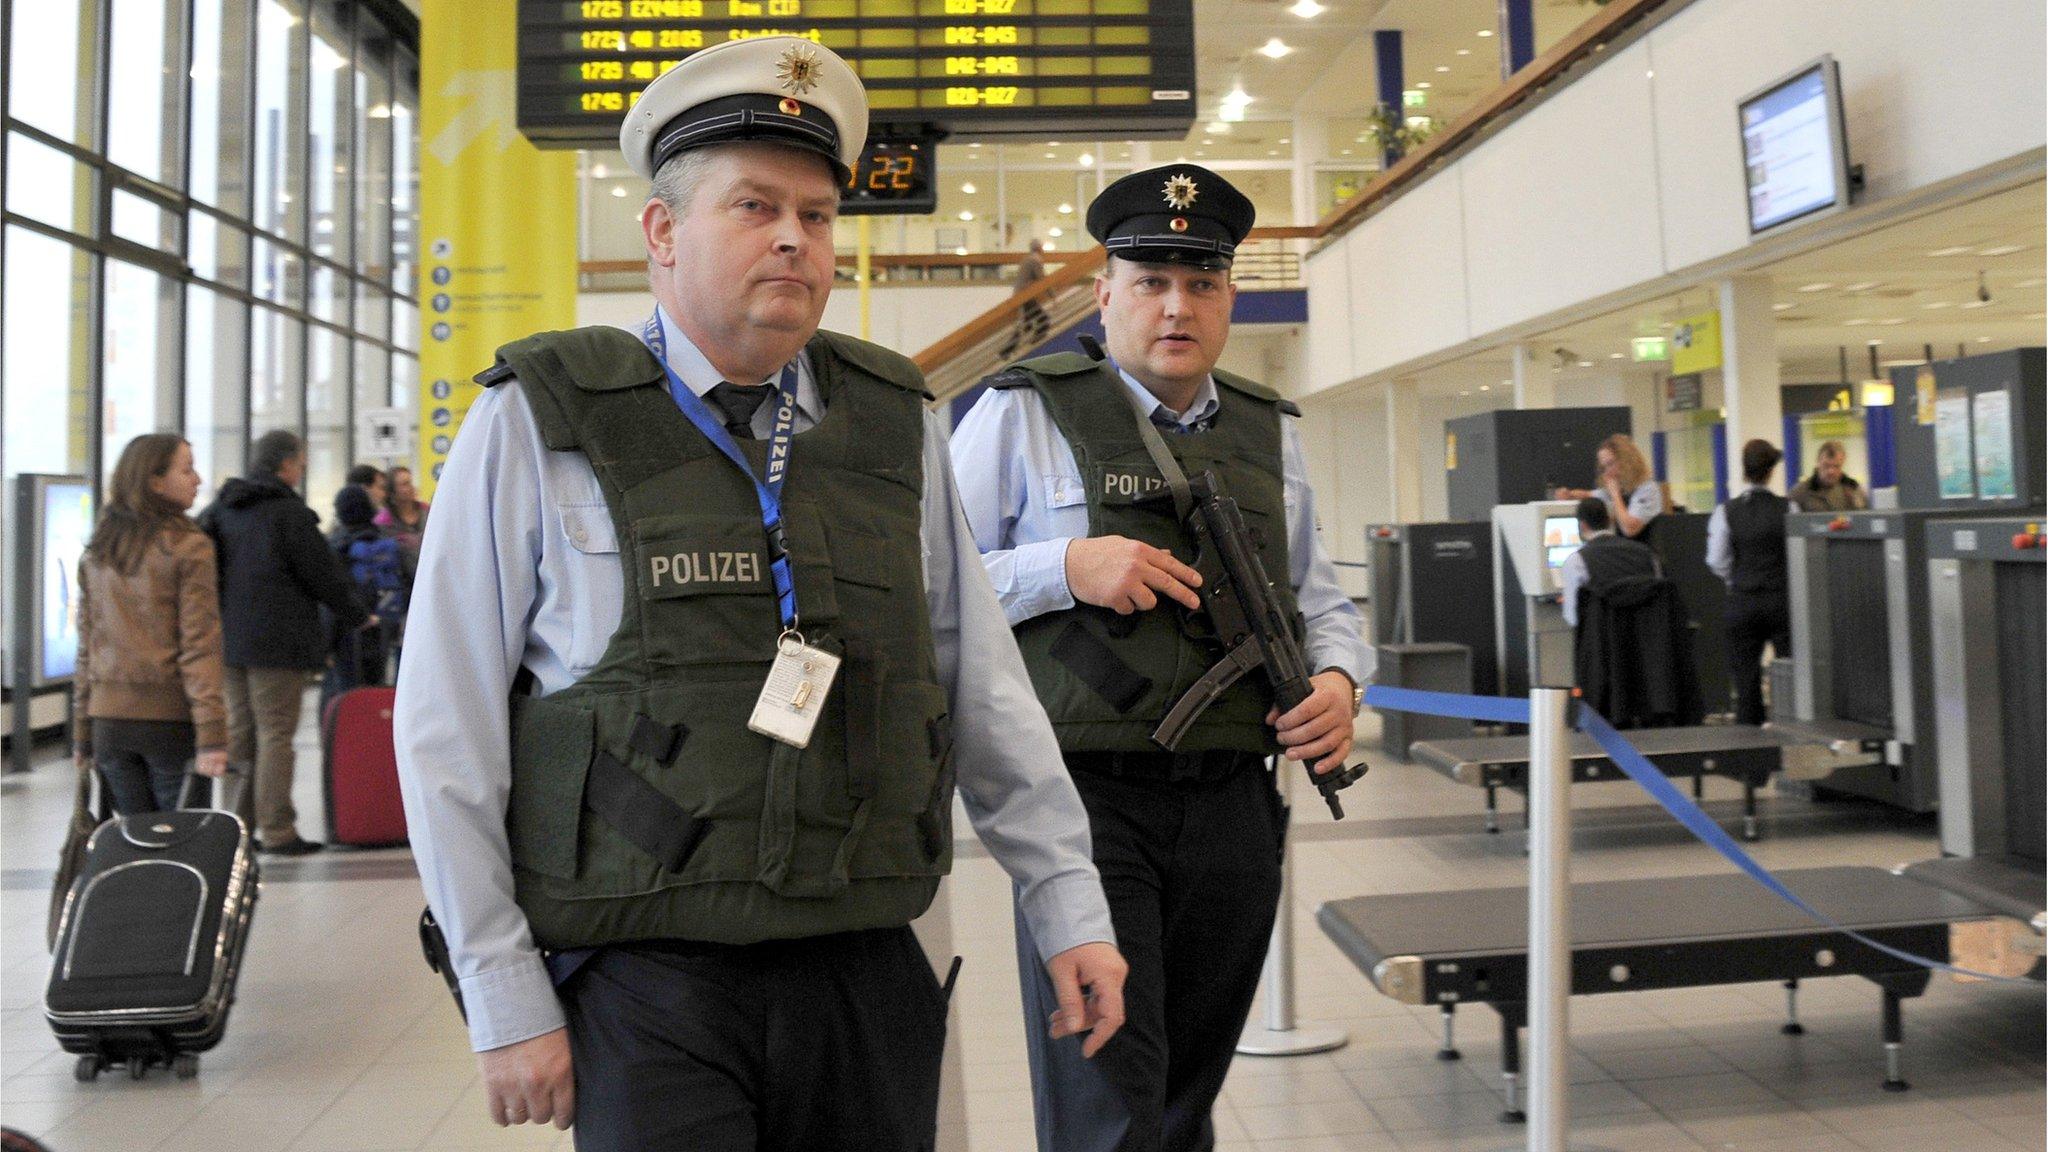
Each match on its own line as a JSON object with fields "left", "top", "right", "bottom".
{"left": 1724, "top": 589, "right": 1791, "bottom": 726}
{"left": 560, "top": 925, "right": 950, "bottom": 1152}
{"left": 1016, "top": 757, "right": 1285, "bottom": 1152}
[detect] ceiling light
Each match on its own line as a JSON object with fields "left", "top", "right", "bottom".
{"left": 1477, "top": 28, "right": 1494, "bottom": 37}
{"left": 1921, "top": 301, "right": 1955, "bottom": 309}
{"left": 1078, "top": 153, "right": 1095, "bottom": 166}
{"left": 1222, "top": 86, "right": 1252, "bottom": 109}
{"left": 1267, "top": 150, "right": 1279, "bottom": 156}
{"left": 960, "top": 181, "right": 976, "bottom": 194}
{"left": 1416, "top": 81, "right": 1432, "bottom": 89}
{"left": 1843, "top": 318, "right": 1872, "bottom": 326}
{"left": 1456, "top": 48, "right": 1471, "bottom": 56}
{"left": 955, "top": 246, "right": 969, "bottom": 255}
{"left": 1279, "top": 137, "right": 1290, "bottom": 144}
{"left": 1435, "top": 65, "right": 1450, "bottom": 73}
{"left": 968, "top": 141, "right": 981, "bottom": 148}
{"left": 610, "top": 186, "right": 627, "bottom": 197}
{"left": 1194, "top": 149, "right": 1207, "bottom": 156}
{"left": 1043, "top": 151, "right": 1056, "bottom": 158}
{"left": 1287, "top": 0, "right": 1324, "bottom": 17}
{"left": 1796, "top": 282, "right": 1833, "bottom": 292}
{"left": 958, "top": 210, "right": 974, "bottom": 221}
{"left": 1046, "top": 140, "right": 1059, "bottom": 146}
{"left": 1042, "top": 240, "right": 1056, "bottom": 251}
{"left": 1609, "top": 352, "right": 1625, "bottom": 358}
{"left": 1460, "top": 390, "right": 1471, "bottom": 396}
{"left": 1960, "top": 299, "right": 1992, "bottom": 309}
{"left": 590, "top": 162, "right": 608, "bottom": 178}
{"left": 1927, "top": 245, "right": 1972, "bottom": 256}
{"left": 1057, "top": 202, "right": 1073, "bottom": 214}
{"left": 1479, "top": 383, "right": 1491, "bottom": 391}
{"left": 2014, "top": 277, "right": 2044, "bottom": 288}
{"left": 1979, "top": 244, "right": 2024, "bottom": 256}
{"left": 1843, "top": 281, "right": 1878, "bottom": 291}
{"left": 1772, "top": 302, "right": 1795, "bottom": 311}
{"left": 1576, "top": 360, "right": 1592, "bottom": 367}
{"left": 1048, "top": 227, "right": 1063, "bottom": 237}
{"left": 1339, "top": 148, "right": 1352, "bottom": 155}
{"left": 1259, "top": 38, "right": 1294, "bottom": 59}
{"left": 1205, "top": 121, "right": 1228, "bottom": 133}
{"left": 1880, "top": 317, "right": 1907, "bottom": 325}
{"left": 1978, "top": 335, "right": 1994, "bottom": 342}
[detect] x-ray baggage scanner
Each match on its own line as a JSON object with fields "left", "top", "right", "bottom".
{"left": 1492, "top": 501, "right": 1581, "bottom": 698}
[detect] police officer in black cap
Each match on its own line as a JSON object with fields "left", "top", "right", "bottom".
{"left": 951, "top": 166, "right": 1372, "bottom": 1151}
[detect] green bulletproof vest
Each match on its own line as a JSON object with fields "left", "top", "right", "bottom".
{"left": 992, "top": 353, "right": 1299, "bottom": 752}
{"left": 479, "top": 325, "right": 953, "bottom": 951}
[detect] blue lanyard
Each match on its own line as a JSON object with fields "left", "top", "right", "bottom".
{"left": 641, "top": 313, "right": 802, "bottom": 634}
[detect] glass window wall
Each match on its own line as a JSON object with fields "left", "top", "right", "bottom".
{"left": 6, "top": 0, "right": 417, "bottom": 648}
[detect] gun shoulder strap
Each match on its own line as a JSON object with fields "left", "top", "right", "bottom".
{"left": 1115, "top": 376, "right": 1195, "bottom": 521}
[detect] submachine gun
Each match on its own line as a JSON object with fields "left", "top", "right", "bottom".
{"left": 1151, "top": 471, "right": 1369, "bottom": 818}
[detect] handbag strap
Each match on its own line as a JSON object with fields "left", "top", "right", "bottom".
{"left": 70, "top": 751, "right": 94, "bottom": 829}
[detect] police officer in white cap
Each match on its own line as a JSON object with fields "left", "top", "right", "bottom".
{"left": 395, "top": 36, "right": 1126, "bottom": 1149}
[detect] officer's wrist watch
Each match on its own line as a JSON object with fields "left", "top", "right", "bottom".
{"left": 1320, "top": 668, "right": 1364, "bottom": 716}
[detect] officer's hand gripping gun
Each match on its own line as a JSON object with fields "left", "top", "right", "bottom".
{"left": 1150, "top": 471, "right": 1368, "bottom": 818}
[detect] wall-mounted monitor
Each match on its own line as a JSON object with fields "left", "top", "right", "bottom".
{"left": 1542, "top": 515, "right": 1583, "bottom": 570}
{"left": 1739, "top": 55, "right": 1852, "bottom": 236}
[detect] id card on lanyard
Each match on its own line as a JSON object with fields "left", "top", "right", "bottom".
{"left": 641, "top": 313, "right": 838, "bottom": 746}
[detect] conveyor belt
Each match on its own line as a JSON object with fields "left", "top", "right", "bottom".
{"left": 1902, "top": 857, "right": 2046, "bottom": 930}
{"left": 1321, "top": 867, "right": 1985, "bottom": 987}
{"left": 1764, "top": 716, "right": 1892, "bottom": 755}
{"left": 1407, "top": 724, "right": 1881, "bottom": 838}
{"left": 1317, "top": 866, "right": 2004, "bottom": 1107}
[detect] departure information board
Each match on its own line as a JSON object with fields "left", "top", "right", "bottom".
{"left": 515, "top": 0, "right": 1197, "bottom": 145}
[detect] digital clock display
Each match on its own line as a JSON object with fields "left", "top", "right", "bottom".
{"left": 515, "top": 0, "right": 1196, "bottom": 149}
{"left": 842, "top": 133, "right": 939, "bottom": 215}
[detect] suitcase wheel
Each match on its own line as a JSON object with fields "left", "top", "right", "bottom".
{"left": 74, "top": 1055, "right": 101, "bottom": 1083}
{"left": 127, "top": 1056, "right": 148, "bottom": 1080}
{"left": 173, "top": 1053, "right": 199, "bottom": 1080}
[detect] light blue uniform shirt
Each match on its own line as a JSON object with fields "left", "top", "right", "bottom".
{"left": 948, "top": 367, "right": 1372, "bottom": 688}
{"left": 1596, "top": 480, "right": 1663, "bottom": 534}
{"left": 395, "top": 310, "right": 1113, "bottom": 1053}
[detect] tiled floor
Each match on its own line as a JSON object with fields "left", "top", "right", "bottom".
{"left": 3, "top": 693, "right": 2042, "bottom": 1151}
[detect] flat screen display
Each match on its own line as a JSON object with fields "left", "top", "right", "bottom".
{"left": 1543, "top": 514, "right": 1582, "bottom": 571}
{"left": 38, "top": 477, "right": 93, "bottom": 685}
{"left": 1740, "top": 57, "right": 1850, "bottom": 234}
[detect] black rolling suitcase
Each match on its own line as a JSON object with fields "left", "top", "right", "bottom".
{"left": 45, "top": 775, "right": 259, "bottom": 1082}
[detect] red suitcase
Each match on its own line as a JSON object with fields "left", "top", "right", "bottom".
{"left": 322, "top": 688, "right": 408, "bottom": 847}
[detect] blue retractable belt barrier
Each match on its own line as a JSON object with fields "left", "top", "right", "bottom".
{"left": 1362, "top": 685, "right": 2031, "bottom": 984}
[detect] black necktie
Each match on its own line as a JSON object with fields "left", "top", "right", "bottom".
{"left": 707, "top": 382, "right": 772, "bottom": 440}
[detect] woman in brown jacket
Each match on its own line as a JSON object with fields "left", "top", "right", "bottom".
{"left": 73, "top": 434, "right": 228, "bottom": 814}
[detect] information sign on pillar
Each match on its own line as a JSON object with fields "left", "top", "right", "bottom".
{"left": 417, "top": 1, "right": 580, "bottom": 501}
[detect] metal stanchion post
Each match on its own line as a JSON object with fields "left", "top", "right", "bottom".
{"left": 1511, "top": 688, "right": 1613, "bottom": 1152}
{"left": 1527, "top": 687, "right": 1572, "bottom": 1151}
{"left": 1238, "top": 756, "right": 1348, "bottom": 1058}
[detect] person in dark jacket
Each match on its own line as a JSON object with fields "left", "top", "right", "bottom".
{"left": 1788, "top": 439, "right": 1867, "bottom": 513}
{"left": 1565, "top": 499, "right": 1703, "bottom": 728}
{"left": 1708, "top": 439, "right": 1791, "bottom": 724}
{"left": 198, "top": 430, "right": 371, "bottom": 855}
{"left": 323, "top": 485, "right": 410, "bottom": 708}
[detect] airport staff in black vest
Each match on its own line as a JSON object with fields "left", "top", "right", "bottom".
{"left": 1560, "top": 495, "right": 1662, "bottom": 628}
{"left": 1708, "top": 439, "right": 1792, "bottom": 724}
{"left": 393, "top": 38, "right": 1126, "bottom": 1150}
{"left": 950, "top": 165, "right": 1372, "bottom": 1152}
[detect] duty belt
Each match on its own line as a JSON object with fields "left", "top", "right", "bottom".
{"left": 1064, "top": 748, "right": 1263, "bottom": 783}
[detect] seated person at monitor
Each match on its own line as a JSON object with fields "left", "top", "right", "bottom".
{"left": 1788, "top": 439, "right": 1868, "bottom": 513}
{"left": 1554, "top": 433, "right": 1662, "bottom": 539}
{"left": 1559, "top": 496, "right": 1661, "bottom": 628}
